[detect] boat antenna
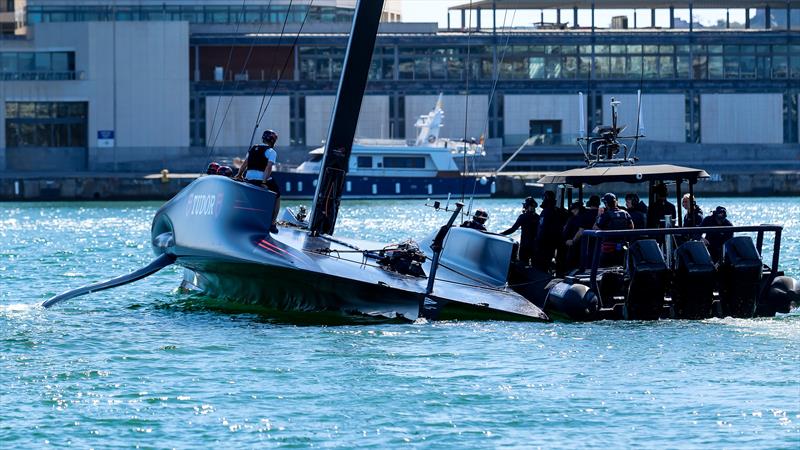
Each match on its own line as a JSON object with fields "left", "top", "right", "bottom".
{"left": 631, "top": 56, "right": 645, "bottom": 161}
{"left": 204, "top": 0, "right": 257, "bottom": 164}
{"left": 460, "top": 0, "right": 474, "bottom": 203}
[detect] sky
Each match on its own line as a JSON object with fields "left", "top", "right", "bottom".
{"left": 400, "top": 1, "right": 739, "bottom": 28}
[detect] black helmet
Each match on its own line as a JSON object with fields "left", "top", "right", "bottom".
{"left": 586, "top": 195, "right": 601, "bottom": 208}
{"left": 473, "top": 208, "right": 489, "bottom": 224}
{"left": 714, "top": 206, "right": 727, "bottom": 217}
{"left": 206, "top": 162, "right": 220, "bottom": 175}
{"left": 262, "top": 129, "right": 278, "bottom": 145}
{"left": 602, "top": 192, "right": 617, "bottom": 206}
{"left": 217, "top": 165, "right": 234, "bottom": 177}
{"left": 523, "top": 197, "right": 538, "bottom": 208}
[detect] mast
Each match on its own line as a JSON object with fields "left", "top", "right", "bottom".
{"left": 309, "top": 0, "right": 385, "bottom": 236}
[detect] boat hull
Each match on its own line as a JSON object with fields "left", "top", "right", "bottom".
{"left": 152, "top": 176, "right": 548, "bottom": 322}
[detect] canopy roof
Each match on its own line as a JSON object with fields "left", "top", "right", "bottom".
{"left": 450, "top": 0, "right": 800, "bottom": 10}
{"left": 537, "top": 164, "right": 710, "bottom": 186}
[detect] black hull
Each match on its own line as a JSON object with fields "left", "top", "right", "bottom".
{"left": 152, "top": 176, "right": 549, "bottom": 322}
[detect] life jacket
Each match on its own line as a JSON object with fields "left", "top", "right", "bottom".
{"left": 246, "top": 145, "right": 271, "bottom": 172}
{"left": 597, "top": 209, "right": 632, "bottom": 251}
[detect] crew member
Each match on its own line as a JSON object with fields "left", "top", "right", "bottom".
{"left": 624, "top": 193, "right": 648, "bottom": 230}
{"left": 682, "top": 193, "right": 703, "bottom": 227}
{"left": 534, "top": 191, "right": 568, "bottom": 272}
{"left": 501, "top": 197, "right": 539, "bottom": 266}
{"left": 461, "top": 208, "right": 489, "bottom": 232}
{"left": 594, "top": 193, "right": 634, "bottom": 267}
{"left": 562, "top": 196, "right": 601, "bottom": 270}
{"left": 236, "top": 129, "right": 281, "bottom": 233}
{"left": 562, "top": 201, "right": 585, "bottom": 270}
{"left": 701, "top": 206, "right": 734, "bottom": 263}
{"left": 647, "top": 183, "right": 676, "bottom": 229}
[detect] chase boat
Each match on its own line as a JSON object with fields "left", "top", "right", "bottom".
{"left": 504, "top": 96, "right": 800, "bottom": 320}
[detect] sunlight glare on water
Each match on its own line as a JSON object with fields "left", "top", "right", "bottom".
{"left": 1, "top": 198, "right": 798, "bottom": 448}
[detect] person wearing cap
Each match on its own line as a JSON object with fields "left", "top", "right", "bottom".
{"left": 647, "top": 183, "right": 676, "bottom": 229}
{"left": 461, "top": 208, "right": 489, "bottom": 232}
{"left": 700, "top": 206, "right": 734, "bottom": 263}
{"left": 501, "top": 197, "right": 539, "bottom": 266}
{"left": 594, "top": 193, "right": 634, "bottom": 267}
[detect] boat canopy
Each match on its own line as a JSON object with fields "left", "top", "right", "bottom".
{"left": 538, "top": 164, "right": 710, "bottom": 186}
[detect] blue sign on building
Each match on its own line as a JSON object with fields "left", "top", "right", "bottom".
{"left": 97, "top": 130, "right": 115, "bottom": 148}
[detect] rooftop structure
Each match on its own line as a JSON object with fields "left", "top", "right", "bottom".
{"left": 0, "top": 0, "right": 797, "bottom": 173}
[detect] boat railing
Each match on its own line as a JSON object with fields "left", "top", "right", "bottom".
{"left": 578, "top": 225, "right": 784, "bottom": 294}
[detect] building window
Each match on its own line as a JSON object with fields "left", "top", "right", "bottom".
{"left": 0, "top": 51, "right": 76, "bottom": 80}
{"left": 529, "top": 120, "right": 562, "bottom": 145}
{"left": 5, "top": 102, "right": 87, "bottom": 148}
{"left": 383, "top": 156, "right": 425, "bottom": 169}
{"left": 357, "top": 156, "right": 372, "bottom": 168}
{"left": 785, "top": 93, "right": 799, "bottom": 144}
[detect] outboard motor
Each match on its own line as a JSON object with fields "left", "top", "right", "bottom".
{"left": 757, "top": 276, "right": 800, "bottom": 317}
{"left": 625, "top": 239, "right": 668, "bottom": 320}
{"left": 718, "top": 236, "right": 762, "bottom": 318}
{"left": 672, "top": 241, "right": 716, "bottom": 319}
{"left": 544, "top": 279, "right": 599, "bottom": 321}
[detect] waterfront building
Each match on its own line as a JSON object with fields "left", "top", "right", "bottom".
{"left": 0, "top": 0, "right": 798, "bottom": 173}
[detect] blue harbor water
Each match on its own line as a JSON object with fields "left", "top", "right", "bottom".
{"left": 1, "top": 197, "right": 798, "bottom": 448}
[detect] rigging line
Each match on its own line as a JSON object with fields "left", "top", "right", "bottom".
{"left": 209, "top": 0, "right": 290, "bottom": 151}
{"left": 205, "top": 0, "right": 250, "bottom": 157}
{"left": 484, "top": 8, "right": 516, "bottom": 172}
{"left": 249, "top": 0, "right": 311, "bottom": 148}
{"left": 207, "top": 0, "right": 274, "bottom": 151}
{"left": 469, "top": 8, "right": 515, "bottom": 203}
{"left": 460, "top": 0, "right": 473, "bottom": 202}
{"left": 632, "top": 53, "right": 646, "bottom": 160}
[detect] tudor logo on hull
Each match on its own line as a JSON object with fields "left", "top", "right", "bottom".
{"left": 186, "top": 194, "right": 223, "bottom": 217}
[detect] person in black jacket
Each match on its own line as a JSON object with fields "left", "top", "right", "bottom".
{"left": 701, "top": 206, "right": 734, "bottom": 263}
{"left": 624, "top": 193, "right": 648, "bottom": 229}
{"left": 647, "top": 183, "right": 676, "bottom": 229}
{"left": 534, "top": 191, "right": 568, "bottom": 272}
{"left": 594, "top": 193, "right": 634, "bottom": 267}
{"left": 681, "top": 193, "right": 704, "bottom": 227}
{"left": 461, "top": 208, "right": 489, "bottom": 232}
{"left": 501, "top": 197, "right": 539, "bottom": 266}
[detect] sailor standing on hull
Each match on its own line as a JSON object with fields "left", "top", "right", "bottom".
{"left": 235, "top": 129, "right": 281, "bottom": 234}
{"left": 501, "top": 197, "right": 539, "bottom": 267}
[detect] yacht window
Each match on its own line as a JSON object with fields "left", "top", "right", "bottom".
{"left": 357, "top": 156, "right": 372, "bottom": 168}
{"left": 383, "top": 156, "right": 425, "bottom": 169}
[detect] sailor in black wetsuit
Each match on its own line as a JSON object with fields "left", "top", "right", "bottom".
{"left": 594, "top": 193, "right": 634, "bottom": 267}
{"left": 534, "top": 191, "right": 569, "bottom": 273}
{"left": 461, "top": 208, "right": 489, "bottom": 232}
{"left": 501, "top": 197, "right": 539, "bottom": 266}
{"left": 235, "top": 129, "right": 281, "bottom": 233}
{"left": 701, "top": 206, "right": 734, "bottom": 263}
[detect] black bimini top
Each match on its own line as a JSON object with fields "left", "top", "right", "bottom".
{"left": 537, "top": 164, "right": 710, "bottom": 186}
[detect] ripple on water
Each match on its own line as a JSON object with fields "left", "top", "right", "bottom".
{"left": 0, "top": 199, "right": 798, "bottom": 448}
